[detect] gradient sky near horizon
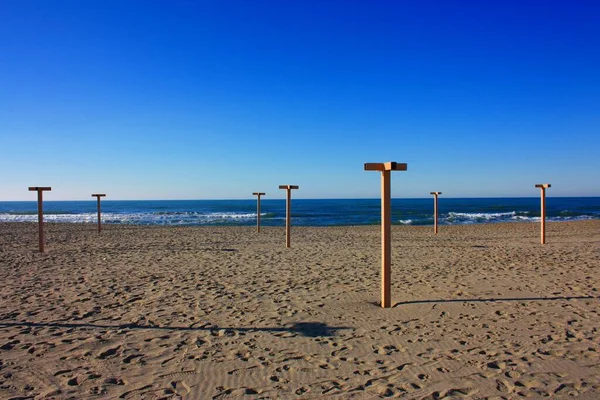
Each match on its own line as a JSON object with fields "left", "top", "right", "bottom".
{"left": 1, "top": 0, "right": 599, "bottom": 200}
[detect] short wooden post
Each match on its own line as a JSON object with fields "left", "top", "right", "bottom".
{"left": 535, "top": 184, "right": 551, "bottom": 244}
{"left": 252, "top": 192, "right": 265, "bottom": 233}
{"left": 28, "top": 186, "right": 51, "bottom": 252}
{"left": 364, "top": 162, "right": 407, "bottom": 308}
{"left": 430, "top": 192, "right": 442, "bottom": 234}
{"left": 278, "top": 185, "right": 299, "bottom": 248}
{"left": 92, "top": 194, "right": 106, "bottom": 233}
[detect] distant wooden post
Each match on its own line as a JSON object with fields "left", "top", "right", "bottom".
{"left": 92, "top": 194, "right": 106, "bottom": 233}
{"left": 430, "top": 192, "right": 442, "bottom": 234}
{"left": 278, "top": 185, "right": 299, "bottom": 248}
{"left": 28, "top": 186, "right": 51, "bottom": 252}
{"left": 252, "top": 192, "right": 265, "bottom": 233}
{"left": 535, "top": 184, "right": 551, "bottom": 244}
{"left": 364, "top": 162, "right": 407, "bottom": 308}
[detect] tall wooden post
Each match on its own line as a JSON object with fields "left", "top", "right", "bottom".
{"left": 430, "top": 192, "right": 442, "bottom": 234}
{"left": 252, "top": 192, "right": 265, "bottom": 233}
{"left": 278, "top": 185, "right": 299, "bottom": 248}
{"left": 535, "top": 184, "right": 551, "bottom": 244}
{"left": 92, "top": 194, "right": 106, "bottom": 233}
{"left": 28, "top": 186, "right": 52, "bottom": 252}
{"left": 364, "top": 162, "right": 407, "bottom": 308}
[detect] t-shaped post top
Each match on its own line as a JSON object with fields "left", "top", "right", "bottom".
{"left": 92, "top": 194, "right": 106, "bottom": 197}
{"left": 430, "top": 192, "right": 442, "bottom": 195}
{"left": 279, "top": 185, "right": 299, "bottom": 190}
{"left": 29, "top": 187, "right": 52, "bottom": 191}
{"left": 252, "top": 192, "right": 266, "bottom": 196}
{"left": 535, "top": 184, "right": 551, "bottom": 189}
{"left": 364, "top": 162, "right": 407, "bottom": 171}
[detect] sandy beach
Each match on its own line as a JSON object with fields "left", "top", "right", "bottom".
{"left": 0, "top": 220, "right": 599, "bottom": 399}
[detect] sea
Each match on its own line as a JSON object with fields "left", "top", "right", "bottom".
{"left": 0, "top": 198, "right": 598, "bottom": 227}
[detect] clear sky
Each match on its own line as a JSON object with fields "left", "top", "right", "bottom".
{"left": 1, "top": 0, "right": 599, "bottom": 200}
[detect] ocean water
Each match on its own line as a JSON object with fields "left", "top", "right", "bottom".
{"left": 0, "top": 198, "right": 598, "bottom": 227}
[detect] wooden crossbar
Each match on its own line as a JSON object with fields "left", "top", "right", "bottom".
{"left": 364, "top": 162, "right": 407, "bottom": 171}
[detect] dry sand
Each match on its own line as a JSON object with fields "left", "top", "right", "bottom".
{"left": 0, "top": 220, "right": 599, "bottom": 399}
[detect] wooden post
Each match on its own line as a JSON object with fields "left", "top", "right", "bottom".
{"left": 278, "top": 185, "right": 299, "bottom": 248}
{"left": 252, "top": 192, "right": 265, "bottom": 233}
{"left": 364, "top": 162, "right": 407, "bottom": 308}
{"left": 430, "top": 192, "right": 442, "bottom": 234}
{"left": 28, "top": 186, "right": 51, "bottom": 252}
{"left": 535, "top": 184, "right": 551, "bottom": 244}
{"left": 92, "top": 194, "right": 106, "bottom": 233}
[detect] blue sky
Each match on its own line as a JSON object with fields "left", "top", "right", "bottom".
{"left": 1, "top": 0, "right": 599, "bottom": 200}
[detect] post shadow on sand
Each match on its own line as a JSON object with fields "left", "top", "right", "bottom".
{"left": 388, "top": 295, "right": 597, "bottom": 307}
{"left": 0, "top": 321, "right": 350, "bottom": 338}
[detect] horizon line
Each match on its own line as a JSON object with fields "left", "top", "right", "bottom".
{"left": 2, "top": 195, "right": 600, "bottom": 202}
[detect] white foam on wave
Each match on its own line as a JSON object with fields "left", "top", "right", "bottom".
{"left": 446, "top": 212, "right": 595, "bottom": 224}
{"left": 0, "top": 211, "right": 262, "bottom": 225}
{"left": 510, "top": 215, "right": 540, "bottom": 222}
{"left": 0, "top": 213, "right": 99, "bottom": 223}
{"left": 447, "top": 211, "right": 517, "bottom": 220}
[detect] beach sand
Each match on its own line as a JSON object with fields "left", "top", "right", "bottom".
{"left": 1, "top": 221, "right": 599, "bottom": 399}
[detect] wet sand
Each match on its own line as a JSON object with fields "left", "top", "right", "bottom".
{"left": 1, "top": 221, "right": 599, "bottom": 399}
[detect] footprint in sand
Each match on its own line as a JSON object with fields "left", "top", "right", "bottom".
{"left": 98, "top": 345, "right": 121, "bottom": 360}
{"left": 122, "top": 354, "right": 143, "bottom": 364}
{"left": 496, "top": 378, "right": 515, "bottom": 394}
{"left": 330, "top": 345, "right": 350, "bottom": 357}
{"left": 0, "top": 340, "right": 20, "bottom": 350}
{"left": 373, "top": 344, "right": 403, "bottom": 355}
{"left": 67, "top": 376, "right": 82, "bottom": 386}
{"left": 170, "top": 380, "right": 191, "bottom": 396}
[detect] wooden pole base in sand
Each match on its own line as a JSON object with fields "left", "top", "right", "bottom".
{"left": 535, "top": 184, "right": 551, "bottom": 244}
{"left": 430, "top": 192, "right": 442, "bottom": 234}
{"left": 364, "top": 162, "right": 407, "bottom": 308}
{"left": 252, "top": 192, "right": 265, "bottom": 233}
{"left": 92, "top": 194, "right": 106, "bottom": 233}
{"left": 28, "top": 186, "right": 51, "bottom": 252}
{"left": 278, "top": 185, "right": 299, "bottom": 248}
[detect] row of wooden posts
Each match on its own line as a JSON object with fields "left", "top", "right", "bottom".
{"left": 27, "top": 162, "right": 552, "bottom": 309}
{"left": 27, "top": 186, "right": 302, "bottom": 251}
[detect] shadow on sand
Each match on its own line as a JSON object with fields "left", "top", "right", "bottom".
{"left": 392, "top": 295, "right": 597, "bottom": 307}
{"left": 0, "top": 320, "right": 350, "bottom": 338}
